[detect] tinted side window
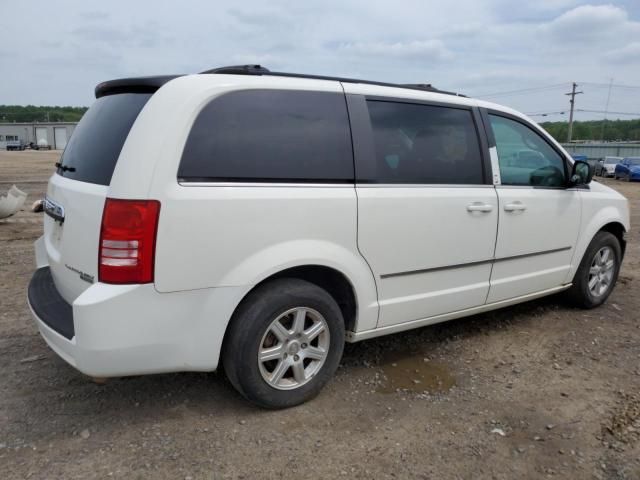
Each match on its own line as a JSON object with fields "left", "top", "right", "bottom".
{"left": 58, "top": 93, "right": 152, "bottom": 186}
{"left": 179, "top": 90, "right": 354, "bottom": 182}
{"left": 363, "top": 100, "right": 484, "bottom": 184}
{"left": 489, "top": 114, "right": 566, "bottom": 187}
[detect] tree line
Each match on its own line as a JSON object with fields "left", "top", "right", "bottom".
{"left": 0, "top": 105, "right": 88, "bottom": 123}
{"left": 1, "top": 105, "right": 639, "bottom": 143}
{"left": 540, "top": 118, "right": 640, "bottom": 143}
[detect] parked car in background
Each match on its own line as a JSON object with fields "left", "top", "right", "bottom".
{"left": 6, "top": 140, "right": 26, "bottom": 151}
{"left": 27, "top": 66, "right": 630, "bottom": 408}
{"left": 595, "top": 156, "right": 623, "bottom": 177}
{"left": 29, "top": 141, "right": 52, "bottom": 151}
{"left": 614, "top": 157, "right": 640, "bottom": 182}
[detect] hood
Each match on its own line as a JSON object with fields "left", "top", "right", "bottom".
{"left": 629, "top": 165, "right": 640, "bottom": 173}
{"left": 590, "top": 179, "right": 627, "bottom": 198}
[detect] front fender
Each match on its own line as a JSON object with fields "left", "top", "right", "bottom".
{"left": 565, "top": 196, "right": 630, "bottom": 283}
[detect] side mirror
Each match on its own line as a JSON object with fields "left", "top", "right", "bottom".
{"left": 569, "top": 160, "right": 593, "bottom": 187}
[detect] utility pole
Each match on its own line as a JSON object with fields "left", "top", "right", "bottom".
{"left": 565, "top": 82, "right": 583, "bottom": 143}
{"left": 600, "top": 78, "right": 613, "bottom": 141}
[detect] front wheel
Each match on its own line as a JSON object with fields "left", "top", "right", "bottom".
{"left": 566, "top": 231, "right": 621, "bottom": 308}
{"left": 222, "top": 278, "right": 345, "bottom": 408}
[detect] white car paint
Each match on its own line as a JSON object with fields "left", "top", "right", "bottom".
{"left": 44, "top": 174, "right": 107, "bottom": 303}
{"left": 355, "top": 184, "right": 498, "bottom": 327}
{"left": 598, "top": 156, "right": 623, "bottom": 177}
{"left": 29, "top": 73, "right": 630, "bottom": 378}
{"left": 487, "top": 187, "right": 581, "bottom": 303}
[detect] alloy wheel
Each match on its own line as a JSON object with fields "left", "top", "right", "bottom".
{"left": 258, "top": 307, "right": 330, "bottom": 390}
{"left": 588, "top": 246, "right": 615, "bottom": 298}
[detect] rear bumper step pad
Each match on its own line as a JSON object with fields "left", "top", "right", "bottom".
{"left": 28, "top": 267, "right": 74, "bottom": 340}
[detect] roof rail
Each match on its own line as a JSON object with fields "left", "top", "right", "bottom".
{"left": 200, "top": 65, "right": 271, "bottom": 75}
{"left": 199, "top": 65, "right": 465, "bottom": 97}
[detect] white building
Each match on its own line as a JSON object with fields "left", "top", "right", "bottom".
{"left": 0, "top": 122, "right": 77, "bottom": 150}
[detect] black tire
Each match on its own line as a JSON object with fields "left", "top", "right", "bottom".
{"left": 222, "top": 278, "right": 345, "bottom": 409}
{"left": 566, "top": 231, "right": 621, "bottom": 308}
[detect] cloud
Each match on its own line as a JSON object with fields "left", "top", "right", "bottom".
{"left": 79, "top": 11, "right": 109, "bottom": 21}
{"left": 336, "top": 40, "right": 453, "bottom": 61}
{"left": 71, "top": 24, "right": 170, "bottom": 49}
{"left": 227, "top": 6, "right": 292, "bottom": 28}
{"left": 540, "top": 4, "right": 637, "bottom": 42}
{"left": 0, "top": 0, "right": 638, "bottom": 121}
{"left": 605, "top": 42, "right": 640, "bottom": 64}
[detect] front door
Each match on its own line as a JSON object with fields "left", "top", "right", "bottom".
{"left": 485, "top": 112, "right": 581, "bottom": 303}
{"left": 348, "top": 92, "right": 498, "bottom": 327}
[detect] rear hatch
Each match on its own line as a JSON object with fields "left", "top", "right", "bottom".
{"left": 45, "top": 92, "right": 152, "bottom": 304}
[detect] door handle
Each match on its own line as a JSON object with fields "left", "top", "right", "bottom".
{"left": 504, "top": 202, "right": 527, "bottom": 212}
{"left": 466, "top": 202, "right": 494, "bottom": 213}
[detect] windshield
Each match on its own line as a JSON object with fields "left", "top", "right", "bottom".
{"left": 627, "top": 158, "right": 640, "bottom": 166}
{"left": 57, "top": 93, "right": 152, "bottom": 185}
{"left": 605, "top": 158, "right": 620, "bottom": 164}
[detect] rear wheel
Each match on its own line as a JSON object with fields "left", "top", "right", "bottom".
{"left": 222, "top": 278, "right": 345, "bottom": 408}
{"left": 566, "top": 231, "right": 621, "bottom": 308}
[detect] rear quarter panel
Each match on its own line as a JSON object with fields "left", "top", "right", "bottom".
{"left": 143, "top": 75, "right": 380, "bottom": 332}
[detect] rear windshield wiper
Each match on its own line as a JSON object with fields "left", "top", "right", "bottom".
{"left": 55, "top": 162, "right": 76, "bottom": 173}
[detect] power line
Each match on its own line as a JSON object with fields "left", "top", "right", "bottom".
{"left": 578, "top": 81, "right": 640, "bottom": 89}
{"left": 475, "top": 83, "right": 569, "bottom": 98}
{"left": 525, "top": 108, "right": 640, "bottom": 117}
{"left": 600, "top": 78, "right": 613, "bottom": 141}
{"left": 474, "top": 80, "right": 640, "bottom": 99}
{"left": 525, "top": 111, "right": 567, "bottom": 117}
{"left": 577, "top": 109, "right": 640, "bottom": 116}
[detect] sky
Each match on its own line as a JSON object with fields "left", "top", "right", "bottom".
{"left": 1, "top": 0, "right": 640, "bottom": 121}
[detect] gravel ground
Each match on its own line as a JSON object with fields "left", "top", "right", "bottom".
{"left": 1, "top": 150, "right": 639, "bottom": 479}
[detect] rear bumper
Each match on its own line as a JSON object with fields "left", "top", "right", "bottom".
{"left": 28, "top": 266, "right": 249, "bottom": 378}
{"left": 28, "top": 267, "right": 75, "bottom": 339}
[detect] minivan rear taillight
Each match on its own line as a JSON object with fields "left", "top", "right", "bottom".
{"left": 99, "top": 199, "right": 160, "bottom": 284}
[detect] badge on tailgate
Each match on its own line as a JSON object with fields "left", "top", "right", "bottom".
{"left": 43, "top": 196, "right": 65, "bottom": 224}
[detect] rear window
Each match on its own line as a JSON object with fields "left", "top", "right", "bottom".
{"left": 178, "top": 89, "right": 354, "bottom": 182}
{"left": 57, "top": 93, "right": 151, "bottom": 186}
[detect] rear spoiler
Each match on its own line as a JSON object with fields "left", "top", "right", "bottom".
{"left": 95, "top": 75, "right": 183, "bottom": 98}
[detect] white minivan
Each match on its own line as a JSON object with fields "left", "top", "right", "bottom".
{"left": 29, "top": 65, "right": 630, "bottom": 408}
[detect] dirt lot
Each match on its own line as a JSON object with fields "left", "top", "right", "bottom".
{"left": 1, "top": 149, "right": 639, "bottom": 479}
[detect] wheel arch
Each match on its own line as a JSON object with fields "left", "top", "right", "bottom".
{"left": 265, "top": 265, "right": 358, "bottom": 332}
{"left": 599, "top": 221, "right": 627, "bottom": 258}
{"left": 566, "top": 210, "right": 629, "bottom": 284}
{"left": 219, "top": 264, "right": 366, "bottom": 370}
